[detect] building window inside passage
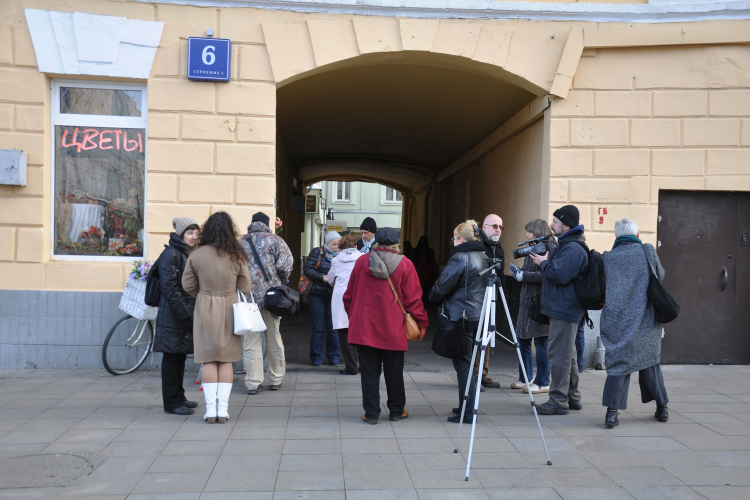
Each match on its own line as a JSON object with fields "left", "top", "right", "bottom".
{"left": 333, "top": 181, "right": 353, "bottom": 203}
{"left": 382, "top": 186, "right": 403, "bottom": 204}
{"left": 51, "top": 81, "right": 147, "bottom": 259}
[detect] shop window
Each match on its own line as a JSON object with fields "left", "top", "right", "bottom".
{"left": 381, "top": 185, "right": 403, "bottom": 204}
{"left": 51, "top": 81, "right": 147, "bottom": 260}
{"left": 332, "top": 181, "right": 353, "bottom": 203}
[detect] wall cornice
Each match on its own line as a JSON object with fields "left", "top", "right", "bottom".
{"left": 132, "top": 0, "right": 750, "bottom": 23}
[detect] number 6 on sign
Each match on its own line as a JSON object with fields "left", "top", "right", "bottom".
{"left": 202, "top": 45, "right": 216, "bottom": 65}
{"left": 187, "top": 37, "right": 231, "bottom": 82}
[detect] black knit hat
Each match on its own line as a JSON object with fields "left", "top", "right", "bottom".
{"left": 251, "top": 211, "right": 270, "bottom": 227}
{"left": 553, "top": 205, "right": 580, "bottom": 228}
{"left": 359, "top": 217, "right": 377, "bottom": 233}
{"left": 375, "top": 227, "right": 400, "bottom": 245}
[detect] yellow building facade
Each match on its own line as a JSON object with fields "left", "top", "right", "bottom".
{"left": 0, "top": 0, "right": 749, "bottom": 367}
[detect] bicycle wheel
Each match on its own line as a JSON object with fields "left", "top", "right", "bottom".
{"left": 102, "top": 315, "right": 154, "bottom": 375}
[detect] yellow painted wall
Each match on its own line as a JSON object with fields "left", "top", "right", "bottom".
{"left": 550, "top": 44, "right": 750, "bottom": 252}
{"left": 1, "top": 0, "right": 750, "bottom": 291}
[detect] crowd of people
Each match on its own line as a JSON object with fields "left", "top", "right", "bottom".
{"left": 150, "top": 204, "right": 670, "bottom": 429}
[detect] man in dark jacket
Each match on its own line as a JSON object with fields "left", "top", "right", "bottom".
{"left": 530, "top": 205, "right": 588, "bottom": 415}
{"left": 356, "top": 217, "right": 377, "bottom": 253}
{"left": 474, "top": 214, "right": 506, "bottom": 389}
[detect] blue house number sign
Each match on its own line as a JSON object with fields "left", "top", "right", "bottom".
{"left": 187, "top": 37, "right": 231, "bottom": 82}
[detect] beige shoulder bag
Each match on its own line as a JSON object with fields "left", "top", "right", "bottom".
{"left": 386, "top": 276, "right": 421, "bottom": 343}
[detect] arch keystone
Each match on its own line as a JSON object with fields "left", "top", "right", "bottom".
{"left": 307, "top": 20, "right": 360, "bottom": 67}
{"left": 352, "top": 18, "right": 402, "bottom": 54}
{"left": 262, "top": 22, "right": 316, "bottom": 83}
{"left": 399, "top": 19, "right": 439, "bottom": 51}
{"left": 432, "top": 22, "right": 482, "bottom": 58}
{"left": 472, "top": 26, "right": 513, "bottom": 68}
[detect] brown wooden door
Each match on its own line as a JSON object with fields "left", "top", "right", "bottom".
{"left": 659, "top": 191, "right": 750, "bottom": 364}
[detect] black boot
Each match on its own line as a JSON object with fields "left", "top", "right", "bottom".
{"left": 605, "top": 408, "right": 619, "bottom": 428}
{"left": 655, "top": 405, "right": 669, "bottom": 422}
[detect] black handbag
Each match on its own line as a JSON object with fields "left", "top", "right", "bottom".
{"left": 642, "top": 245, "right": 679, "bottom": 324}
{"left": 527, "top": 292, "right": 549, "bottom": 325}
{"left": 144, "top": 256, "right": 161, "bottom": 307}
{"left": 246, "top": 235, "right": 300, "bottom": 317}
{"left": 431, "top": 254, "right": 470, "bottom": 360}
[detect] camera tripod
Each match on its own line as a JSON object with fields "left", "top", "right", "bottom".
{"left": 453, "top": 262, "right": 552, "bottom": 480}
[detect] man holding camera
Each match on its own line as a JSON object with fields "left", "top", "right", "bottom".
{"left": 475, "top": 214, "right": 506, "bottom": 390}
{"left": 530, "top": 205, "right": 588, "bottom": 415}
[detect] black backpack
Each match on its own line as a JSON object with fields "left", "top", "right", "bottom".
{"left": 564, "top": 240, "right": 606, "bottom": 311}
{"left": 144, "top": 256, "right": 162, "bottom": 307}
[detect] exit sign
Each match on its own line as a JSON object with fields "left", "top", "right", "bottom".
{"left": 187, "top": 37, "right": 231, "bottom": 82}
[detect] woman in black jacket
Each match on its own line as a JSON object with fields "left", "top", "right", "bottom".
{"left": 429, "top": 220, "right": 488, "bottom": 424}
{"left": 303, "top": 231, "right": 341, "bottom": 366}
{"left": 155, "top": 217, "right": 200, "bottom": 415}
{"left": 509, "top": 220, "right": 557, "bottom": 394}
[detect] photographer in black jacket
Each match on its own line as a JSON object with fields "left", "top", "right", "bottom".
{"left": 530, "top": 205, "right": 588, "bottom": 415}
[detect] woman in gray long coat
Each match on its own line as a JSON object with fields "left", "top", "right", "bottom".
{"left": 509, "top": 220, "right": 557, "bottom": 394}
{"left": 600, "top": 218, "right": 668, "bottom": 429}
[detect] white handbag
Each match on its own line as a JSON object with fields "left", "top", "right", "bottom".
{"left": 233, "top": 290, "right": 266, "bottom": 335}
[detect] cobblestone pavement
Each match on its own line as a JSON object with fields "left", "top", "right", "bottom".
{"left": 1, "top": 364, "right": 749, "bottom": 499}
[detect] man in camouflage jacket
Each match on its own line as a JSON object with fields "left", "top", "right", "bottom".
{"left": 239, "top": 212, "right": 294, "bottom": 394}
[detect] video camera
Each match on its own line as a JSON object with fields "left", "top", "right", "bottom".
{"left": 512, "top": 235, "right": 550, "bottom": 259}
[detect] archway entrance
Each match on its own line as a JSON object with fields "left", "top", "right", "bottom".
{"left": 275, "top": 51, "right": 549, "bottom": 283}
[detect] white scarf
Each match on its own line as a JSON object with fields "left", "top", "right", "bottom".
{"left": 360, "top": 237, "right": 375, "bottom": 254}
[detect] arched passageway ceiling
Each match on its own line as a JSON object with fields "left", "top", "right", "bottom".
{"left": 277, "top": 52, "right": 538, "bottom": 191}
{"left": 300, "top": 159, "right": 434, "bottom": 193}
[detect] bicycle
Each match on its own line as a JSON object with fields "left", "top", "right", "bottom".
{"left": 102, "top": 315, "right": 155, "bottom": 375}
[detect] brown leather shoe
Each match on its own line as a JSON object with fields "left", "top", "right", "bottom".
{"left": 362, "top": 415, "right": 378, "bottom": 425}
{"left": 390, "top": 410, "right": 409, "bottom": 421}
{"left": 482, "top": 378, "right": 501, "bottom": 388}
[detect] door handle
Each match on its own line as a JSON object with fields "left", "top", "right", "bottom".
{"left": 721, "top": 267, "right": 727, "bottom": 292}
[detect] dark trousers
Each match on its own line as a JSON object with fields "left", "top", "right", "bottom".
{"left": 309, "top": 295, "right": 339, "bottom": 365}
{"left": 547, "top": 318, "right": 580, "bottom": 409}
{"left": 575, "top": 321, "right": 585, "bottom": 373}
{"left": 453, "top": 321, "right": 478, "bottom": 410}
{"left": 519, "top": 336, "right": 550, "bottom": 387}
{"left": 338, "top": 328, "right": 359, "bottom": 374}
{"left": 602, "top": 364, "right": 669, "bottom": 410}
{"left": 161, "top": 352, "right": 187, "bottom": 411}
{"left": 357, "top": 345, "right": 405, "bottom": 419}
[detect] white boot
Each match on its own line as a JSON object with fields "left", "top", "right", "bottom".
{"left": 217, "top": 382, "right": 232, "bottom": 424}
{"left": 202, "top": 383, "right": 218, "bottom": 424}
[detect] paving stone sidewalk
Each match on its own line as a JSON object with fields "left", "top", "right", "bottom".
{"left": 1, "top": 365, "right": 749, "bottom": 499}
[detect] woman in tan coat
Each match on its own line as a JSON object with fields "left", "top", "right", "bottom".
{"left": 182, "top": 212, "right": 251, "bottom": 423}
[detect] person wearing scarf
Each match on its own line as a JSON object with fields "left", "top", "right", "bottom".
{"left": 303, "top": 231, "right": 341, "bottom": 366}
{"left": 599, "top": 218, "right": 669, "bottom": 428}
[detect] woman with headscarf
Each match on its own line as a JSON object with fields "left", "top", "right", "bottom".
{"left": 303, "top": 231, "right": 341, "bottom": 366}
{"left": 182, "top": 212, "right": 252, "bottom": 424}
{"left": 155, "top": 217, "right": 200, "bottom": 415}
{"left": 344, "top": 228, "right": 429, "bottom": 424}
{"left": 600, "top": 218, "right": 669, "bottom": 428}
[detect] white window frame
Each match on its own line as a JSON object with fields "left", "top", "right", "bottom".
{"left": 50, "top": 79, "right": 148, "bottom": 262}
{"left": 381, "top": 185, "right": 403, "bottom": 205}
{"left": 331, "top": 181, "right": 355, "bottom": 204}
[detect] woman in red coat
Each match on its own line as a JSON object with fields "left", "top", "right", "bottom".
{"left": 344, "top": 228, "right": 429, "bottom": 424}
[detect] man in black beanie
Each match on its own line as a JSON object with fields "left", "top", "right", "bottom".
{"left": 356, "top": 217, "right": 378, "bottom": 253}
{"left": 530, "top": 204, "right": 588, "bottom": 415}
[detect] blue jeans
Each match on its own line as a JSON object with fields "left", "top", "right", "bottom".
{"left": 575, "top": 321, "right": 585, "bottom": 373}
{"left": 308, "top": 295, "right": 339, "bottom": 365}
{"left": 518, "top": 336, "right": 550, "bottom": 387}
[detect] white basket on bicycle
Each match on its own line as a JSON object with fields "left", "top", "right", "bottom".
{"left": 119, "top": 277, "right": 158, "bottom": 321}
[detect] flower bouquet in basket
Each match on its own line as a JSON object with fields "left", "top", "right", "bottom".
{"left": 119, "top": 259, "right": 158, "bottom": 321}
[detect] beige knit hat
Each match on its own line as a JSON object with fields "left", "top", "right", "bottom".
{"left": 172, "top": 217, "right": 199, "bottom": 236}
